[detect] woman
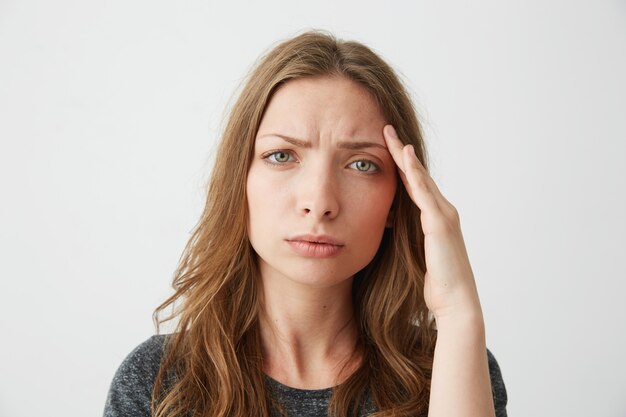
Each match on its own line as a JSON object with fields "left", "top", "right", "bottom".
{"left": 104, "top": 30, "right": 507, "bottom": 417}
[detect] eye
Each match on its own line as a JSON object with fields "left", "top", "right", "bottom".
{"left": 263, "top": 150, "right": 295, "bottom": 164}
{"left": 349, "top": 159, "right": 379, "bottom": 173}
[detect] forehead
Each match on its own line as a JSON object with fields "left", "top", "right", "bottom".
{"left": 256, "top": 76, "right": 387, "bottom": 139}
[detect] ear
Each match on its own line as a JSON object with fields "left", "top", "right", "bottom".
{"left": 385, "top": 204, "right": 395, "bottom": 228}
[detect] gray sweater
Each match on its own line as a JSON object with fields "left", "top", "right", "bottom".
{"left": 103, "top": 334, "right": 507, "bottom": 417}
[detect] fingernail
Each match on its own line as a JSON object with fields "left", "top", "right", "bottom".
{"left": 386, "top": 125, "right": 398, "bottom": 139}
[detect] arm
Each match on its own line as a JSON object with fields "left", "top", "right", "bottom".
{"left": 383, "top": 125, "right": 499, "bottom": 417}
{"left": 430, "top": 311, "right": 495, "bottom": 417}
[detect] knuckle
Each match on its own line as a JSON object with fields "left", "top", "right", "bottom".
{"left": 435, "top": 205, "right": 460, "bottom": 234}
{"left": 414, "top": 177, "right": 429, "bottom": 192}
{"left": 448, "top": 205, "right": 459, "bottom": 220}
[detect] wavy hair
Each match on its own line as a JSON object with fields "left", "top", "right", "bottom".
{"left": 151, "top": 29, "right": 436, "bottom": 417}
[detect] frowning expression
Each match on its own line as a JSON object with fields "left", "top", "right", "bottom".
{"left": 246, "top": 76, "right": 397, "bottom": 288}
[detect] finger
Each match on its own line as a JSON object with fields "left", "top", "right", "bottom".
{"left": 384, "top": 124, "right": 454, "bottom": 214}
{"left": 403, "top": 144, "right": 444, "bottom": 200}
{"left": 384, "top": 124, "right": 437, "bottom": 210}
{"left": 403, "top": 144, "right": 440, "bottom": 213}
{"left": 403, "top": 145, "right": 455, "bottom": 212}
{"left": 383, "top": 124, "right": 408, "bottom": 174}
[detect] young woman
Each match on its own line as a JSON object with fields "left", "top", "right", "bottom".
{"left": 104, "top": 30, "right": 507, "bottom": 417}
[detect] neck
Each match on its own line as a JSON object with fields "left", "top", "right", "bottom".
{"left": 258, "top": 273, "right": 361, "bottom": 389}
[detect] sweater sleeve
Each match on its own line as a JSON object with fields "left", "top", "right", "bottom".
{"left": 486, "top": 348, "right": 508, "bottom": 417}
{"left": 103, "top": 335, "right": 167, "bottom": 417}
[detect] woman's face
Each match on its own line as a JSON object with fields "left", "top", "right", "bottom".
{"left": 246, "top": 76, "right": 397, "bottom": 289}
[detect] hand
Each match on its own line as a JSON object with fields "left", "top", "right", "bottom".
{"left": 383, "top": 125, "right": 482, "bottom": 322}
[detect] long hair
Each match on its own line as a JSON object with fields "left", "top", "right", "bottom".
{"left": 151, "top": 29, "right": 436, "bottom": 417}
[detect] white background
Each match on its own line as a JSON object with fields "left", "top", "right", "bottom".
{"left": 1, "top": 1, "right": 625, "bottom": 416}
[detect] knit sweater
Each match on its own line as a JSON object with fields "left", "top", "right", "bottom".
{"left": 103, "top": 334, "right": 508, "bottom": 417}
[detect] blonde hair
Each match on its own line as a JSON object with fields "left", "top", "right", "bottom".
{"left": 152, "top": 29, "right": 436, "bottom": 417}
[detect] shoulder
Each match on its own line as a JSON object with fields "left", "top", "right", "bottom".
{"left": 486, "top": 348, "right": 508, "bottom": 417}
{"left": 103, "top": 334, "right": 170, "bottom": 417}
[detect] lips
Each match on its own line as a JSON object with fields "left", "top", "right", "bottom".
{"left": 286, "top": 234, "right": 344, "bottom": 246}
{"left": 285, "top": 234, "right": 344, "bottom": 258}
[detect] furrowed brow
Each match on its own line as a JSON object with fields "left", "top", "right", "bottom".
{"left": 257, "top": 134, "right": 386, "bottom": 151}
{"left": 337, "top": 141, "right": 387, "bottom": 151}
{"left": 257, "top": 134, "right": 311, "bottom": 148}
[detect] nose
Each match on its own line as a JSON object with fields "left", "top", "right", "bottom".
{"left": 297, "top": 163, "right": 340, "bottom": 221}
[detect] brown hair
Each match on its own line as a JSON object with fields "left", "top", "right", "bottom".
{"left": 152, "top": 29, "right": 436, "bottom": 417}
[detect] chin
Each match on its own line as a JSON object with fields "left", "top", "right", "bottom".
{"left": 274, "top": 264, "right": 356, "bottom": 290}
{"left": 294, "top": 275, "right": 354, "bottom": 289}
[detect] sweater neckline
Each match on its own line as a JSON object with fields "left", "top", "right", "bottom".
{"left": 263, "top": 374, "right": 338, "bottom": 396}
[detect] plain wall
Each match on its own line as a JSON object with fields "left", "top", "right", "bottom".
{"left": 1, "top": 0, "right": 625, "bottom": 416}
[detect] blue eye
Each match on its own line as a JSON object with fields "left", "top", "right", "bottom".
{"left": 265, "top": 150, "right": 294, "bottom": 163}
{"left": 350, "top": 160, "right": 379, "bottom": 173}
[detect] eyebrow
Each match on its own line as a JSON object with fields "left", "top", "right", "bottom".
{"left": 257, "top": 133, "right": 387, "bottom": 151}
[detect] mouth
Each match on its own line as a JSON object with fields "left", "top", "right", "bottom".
{"left": 302, "top": 239, "right": 338, "bottom": 245}
{"left": 286, "top": 240, "right": 344, "bottom": 258}
{"left": 285, "top": 234, "right": 344, "bottom": 258}
{"left": 286, "top": 234, "right": 345, "bottom": 246}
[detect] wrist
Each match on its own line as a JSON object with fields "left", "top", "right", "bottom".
{"left": 433, "top": 305, "right": 485, "bottom": 333}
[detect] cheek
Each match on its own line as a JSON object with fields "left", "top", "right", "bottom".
{"left": 348, "top": 179, "right": 396, "bottom": 222}
{"left": 344, "top": 182, "right": 396, "bottom": 252}
{"left": 246, "top": 171, "right": 265, "bottom": 229}
{"left": 246, "top": 166, "right": 285, "bottom": 235}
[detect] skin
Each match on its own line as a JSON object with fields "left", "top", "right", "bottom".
{"left": 383, "top": 125, "right": 495, "bottom": 417}
{"left": 247, "top": 75, "right": 495, "bottom": 416}
{"left": 247, "top": 75, "right": 396, "bottom": 389}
